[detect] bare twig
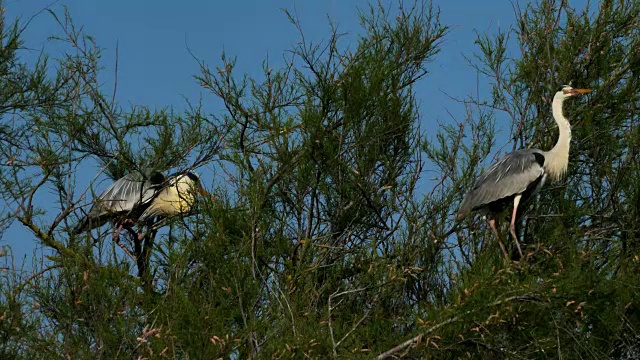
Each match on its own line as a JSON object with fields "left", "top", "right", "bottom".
{"left": 328, "top": 287, "right": 371, "bottom": 356}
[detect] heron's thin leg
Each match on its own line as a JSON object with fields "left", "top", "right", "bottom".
{"left": 122, "top": 224, "right": 137, "bottom": 240}
{"left": 510, "top": 195, "right": 524, "bottom": 259}
{"left": 113, "top": 224, "right": 124, "bottom": 242}
{"left": 113, "top": 224, "right": 135, "bottom": 261}
{"left": 489, "top": 217, "right": 509, "bottom": 261}
{"left": 138, "top": 217, "right": 158, "bottom": 241}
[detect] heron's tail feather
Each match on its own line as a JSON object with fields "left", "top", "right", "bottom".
{"left": 72, "top": 216, "right": 107, "bottom": 234}
{"left": 138, "top": 207, "right": 155, "bottom": 223}
{"left": 457, "top": 192, "right": 477, "bottom": 220}
{"left": 72, "top": 217, "right": 90, "bottom": 234}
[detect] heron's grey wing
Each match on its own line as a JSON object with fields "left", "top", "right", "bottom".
{"left": 73, "top": 172, "right": 144, "bottom": 234}
{"left": 73, "top": 171, "right": 166, "bottom": 234}
{"left": 88, "top": 172, "right": 149, "bottom": 216}
{"left": 458, "top": 149, "right": 545, "bottom": 217}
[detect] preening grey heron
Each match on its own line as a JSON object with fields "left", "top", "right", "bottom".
{"left": 457, "top": 85, "right": 592, "bottom": 260}
{"left": 73, "top": 170, "right": 208, "bottom": 237}
{"left": 138, "top": 172, "right": 204, "bottom": 221}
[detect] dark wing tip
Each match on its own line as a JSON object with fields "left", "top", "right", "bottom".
{"left": 71, "top": 223, "right": 84, "bottom": 235}
{"left": 457, "top": 201, "right": 473, "bottom": 220}
{"left": 457, "top": 195, "right": 473, "bottom": 220}
{"left": 72, "top": 217, "right": 90, "bottom": 234}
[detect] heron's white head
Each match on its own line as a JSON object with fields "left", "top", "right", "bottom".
{"left": 175, "top": 172, "right": 200, "bottom": 185}
{"left": 546, "top": 85, "right": 592, "bottom": 181}
{"left": 170, "top": 171, "right": 213, "bottom": 201}
{"left": 554, "top": 85, "right": 592, "bottom": 101}
{"left": 170, "top": 172, "right": 200, "bottom": 194}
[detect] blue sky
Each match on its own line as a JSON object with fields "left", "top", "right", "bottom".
{"left": 6, "top": 0, "right": 516, "bottom": 114}
{"left": 2, "top": 0, "right": 519, "bottom": 261}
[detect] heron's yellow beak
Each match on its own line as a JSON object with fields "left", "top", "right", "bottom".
{"left": 197, "top": 186, "right": 215, "bottom": 202}
{"left": 570, "top": 88, "right": 592, "bottom": 95}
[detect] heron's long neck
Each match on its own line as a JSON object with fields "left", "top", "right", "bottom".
{"left": 545, "top": 96, "right": 571, "bottom": 180}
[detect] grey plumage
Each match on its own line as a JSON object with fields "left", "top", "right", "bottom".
{"left": 457, "top": 85, "right": 592, "bottom": 260}
{"left": 457, "top": 149, "right": 546, "bottom": 219}
{"left": 73, "top": 170, "right": 207, "bottom": 236}
{"left": 73, "top": 171, "right": 166, "bottom": 234}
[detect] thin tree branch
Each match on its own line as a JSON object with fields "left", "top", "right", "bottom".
{"left": 377, "top": 294, "right": 541, "bottom": 359}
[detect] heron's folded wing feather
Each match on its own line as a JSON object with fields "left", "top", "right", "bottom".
{"left": 89, "top": 171, "right": 164, "bottom": 216}
{"left": 459, "top": 150, "right": 545, "bottom": 216}
{"left": 74, "top": 171, "right": 165, "bottom": 234}
{"left": 91, "top": 172, "right": 144, "bottom": 214}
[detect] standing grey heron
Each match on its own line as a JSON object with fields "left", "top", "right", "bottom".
{"left": 457, "top": 85, "right": 592, "bottom": 260}
{"left": 73, "top": 170, "right": 209, "bottom": 237}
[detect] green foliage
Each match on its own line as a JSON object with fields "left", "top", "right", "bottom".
{"left": 1, "top": 0, "right": 639, "bottom": 358}
{"left": 417, "top": 0, "right": 640, "bottom": 358}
